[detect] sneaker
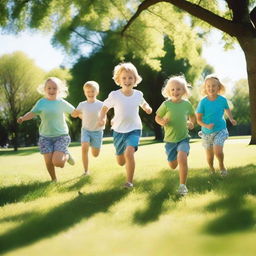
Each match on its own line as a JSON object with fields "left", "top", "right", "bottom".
{"left": 220, "top": 170, "right": 228, "bottom": 177}
{"left": 67, "top": 154, "right": 75, "bottom": 166}
{"left": 198, "top": 131, "right": 203, "bottom": 138}
{"left": 123, "top": 182, "right": 133, "bottom": 189}
{"left": 177, "top": 184, "right": 188, "bottom": 196}
{"left": 82, "top": 171, "right": 90, "bottom": 176}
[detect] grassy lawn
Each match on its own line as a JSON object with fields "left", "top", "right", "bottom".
{"left": 0, "top": 136, "right": 255, "bottom": 256}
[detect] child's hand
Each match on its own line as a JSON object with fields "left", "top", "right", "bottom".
{"left": 187, "top": 120, "right": 194, "bottom": 130}
{"left": 230, "top": 119, "right": 237, "bottom": 126}
{"left": 145, "top": 106, "right": 152, "bottom": 115}
{"left": 17, "top": 117, "right": 23, "bottom": 124}
{"left": 161, "top": 118, "right": 169, "bottom": 126}
{"left": 98, "top": 118, "right": 106, "bottom": 127}
{"left": 206, "top": 123, "right": 214, "bottom": 129}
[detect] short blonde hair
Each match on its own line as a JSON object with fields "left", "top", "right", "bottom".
{"left": 83, "top": 81, "right": 99, "bottom": 93}
{"left": 112, "top": 62, "right": 142, "bottom": 86}
{"left": 202, "top": 74, "right": 226, "bottom": 95}
{"left": 162, "top": 75, "right": 190, "bottom": 99}
{"left": 37, "top": 77, "right": 68, "bottom": 98}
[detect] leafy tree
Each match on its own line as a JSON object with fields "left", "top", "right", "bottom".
{"left": 0, "top": 51, "right": 44, "bottom": 150}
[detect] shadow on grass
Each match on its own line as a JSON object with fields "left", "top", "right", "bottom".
{"left": 0, "top": 187, "right": 129, "bottom": 254}
{"left": 133, "top": 170, "right": 182, "bottom": 225}
{"left": 0, "top": 177, "right": 92, "bottom": 206}
{"left": 199, "top": 164, "right": 256, "bottom": 234}
{"left": 0, "top": 147, "right": 39, "bottom": 156}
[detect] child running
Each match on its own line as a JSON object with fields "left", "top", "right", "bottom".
{"left": 17, "top": 77, "right": 76, "bottom": 182}
{"left": 72, "top": 81, "right": 104, "bottom": 176}
{"left": 155, "top": 75, "right": 195, "bottom": 196}
{"left": 98, "top": 62, "right": 152, "bottom": 188}
{"left": 196, "top": 74, "right": 237, "bottom": 176}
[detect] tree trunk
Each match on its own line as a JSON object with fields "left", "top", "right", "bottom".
{"left": 238, "top": 37, "right": 256, "bottom": 144}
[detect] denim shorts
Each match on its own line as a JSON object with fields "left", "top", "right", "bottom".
{"left": 81, "top": 128, "right": 103, "bottom": 148}
{"left": 201, "top": 128, "right": 229, "bottom": 149}
{"left": 38, "top": 135, "right": 71, "bottom": 154}
{"left": 113, "top": 129, "right": 141, "bottom": 155}
{"left": 165, "top": 138, "right": 190, "bottom": 162}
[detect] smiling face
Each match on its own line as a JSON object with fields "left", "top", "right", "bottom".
{"left": 168, "top": 81, "right": 185, "bottom": 102}
{"left": 118, "top": 70, "right": 136, "bottom": 89}
{"left": 83, "top": 86, "right": 98, "bottom": 102}
{"left": 44, "top": 79, "right": 58, "bottom": 100}
{"left": 205, "top": 78, "right": 220, "bottom": 98}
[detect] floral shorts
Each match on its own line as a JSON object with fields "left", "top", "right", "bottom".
{"left": 38, "top": 135, "right": 71, "bottom": 154}
{"left": 200, "top": 128, "right": 229, "bottom": 149}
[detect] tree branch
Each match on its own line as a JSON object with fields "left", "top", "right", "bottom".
{"left": 122, "top": 0, "right": 255, "bottom": 38}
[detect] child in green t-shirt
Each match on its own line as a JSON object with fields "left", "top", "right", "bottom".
{"left": 155, "top": 75, "right": 196, "bottom": 196}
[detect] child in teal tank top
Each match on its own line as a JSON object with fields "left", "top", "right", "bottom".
{"left": 17, "top": 77, "right": 76, "bottom": 182}
{"left": 155, "top": 75, "right": 195, "bottom": 196}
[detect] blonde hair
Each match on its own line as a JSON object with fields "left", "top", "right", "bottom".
{"left": 37, "top": 77, "right": 68, "bottom": 98}
{"left": 202, "top": 74, "right": 226, "bottom": 95}
{"left": 83, "top": 81, "right": 99, "bottom": 93}
{"left": 162, "top": 75, "right": 190, "bottom": 99}
{"left": 112, "top": 62, "right": 142, "bottom": 86}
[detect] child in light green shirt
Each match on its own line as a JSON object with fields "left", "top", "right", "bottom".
{"left": 155, "top": 75, "right": 195, "bottom": 196}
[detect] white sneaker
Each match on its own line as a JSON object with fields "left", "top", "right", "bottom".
{"left": 177, "top": 184, "right": 188, "bottom": 196}
{"left": 67, "top": 154, "right": 75, "bottom": 165}
{"left": 82, "top": 171, "right": 90, "bottom": 176}
{"left": 220, "top": 170, "right": 228, "bottom": 177}
{"left": 123, "top": 182, "right": 133, "bottom": 189}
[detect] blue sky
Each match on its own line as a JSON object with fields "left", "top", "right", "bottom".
{"left": 0, "top": 29, "right": 247, "bottom": 88}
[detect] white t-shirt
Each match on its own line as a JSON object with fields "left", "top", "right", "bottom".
{"left": 76, "top": 100, "right": 104, "bottom": 131}
{"left": 103, "top": 89, "right": 146, "bottom": 133}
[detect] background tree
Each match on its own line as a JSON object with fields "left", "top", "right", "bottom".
{"left": 0, "top": 51, "right": 44, "bottom": 150}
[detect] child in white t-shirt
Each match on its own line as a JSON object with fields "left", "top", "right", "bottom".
{"left": 98, "top": 62, "right": 152, "bottom": 188}
{"left": 72, "top": 81, "right": 104, "bottom": 175}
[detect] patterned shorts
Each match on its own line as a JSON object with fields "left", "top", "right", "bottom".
{"left": 38, "top": 135, "right": 71, "bottom": 154}
{"left": 201, "top": 128, "right": 229, "bottom": 149}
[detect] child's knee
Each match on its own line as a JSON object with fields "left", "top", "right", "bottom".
{"left": 169, "top": 161, "right": 177, "bottom": 169}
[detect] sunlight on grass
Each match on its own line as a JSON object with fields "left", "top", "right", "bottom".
{"left": 0, "top": 137, "right": 256, "bottom": 256}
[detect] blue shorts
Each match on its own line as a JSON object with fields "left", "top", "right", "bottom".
{"left": 201, "top": 128, "right": 229, "bottom": 149}
{"left": 113, "top": 129, "right": 141, "bottom": 155}
{"left": 165, "top": 138, "right": 190, "bottom": 162}
{"left": 38, "top": 135, "right": 71, "bottom": 154}
{"left": 81, "top": 129, "right": 103, "bottom": 148}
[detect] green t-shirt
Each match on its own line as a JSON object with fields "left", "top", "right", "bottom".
{"left": 31, "top": 98, "right": 75, "bottom": 137}
{"left": 156, "top": 99, "right": 195, "bottom": 142}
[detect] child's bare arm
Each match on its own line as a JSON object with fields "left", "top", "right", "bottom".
{"left": 98, "top": 106, "right": 109, "bottom": 126}
{"left": 187, "top": 114, "right": 196, "bottom": 130}
{"left": 17, "top": 112, "right": 36, "bottom": 124}
{"left": 196, "top": 113, "right": 214, "bottom": 130}
{"left": 141, "top": 101, "right": 152, "bottom": 114}
{"left": 225, "top": 109, "right": 237, "bottom": 126}
{"left": 71, "top": 109, "right": 82, "bottom": 118}
{"left": 155, "top": 115, "right": 169, "bottom": 126}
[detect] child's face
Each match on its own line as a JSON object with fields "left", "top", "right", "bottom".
{"left": 205, "top": 78, "right": 219, "bottom": 97}
{"left": 119, "top": 70, "right": 136, "bottom": 89}
{"left": 168, "top": 81, "right": 185, "bottom": 102}
{"left": 84, "top": 86, "right": 98, "bottom": 101}
{"left": 44, "top": 80, "right": 58, "bottom": 100}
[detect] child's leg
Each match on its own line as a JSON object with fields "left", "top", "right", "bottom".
{"left": 91, "top": 147, "right": 100, "bottom": 157}
{"left": 116, "top": 154, "right": 125, "bottom": 166}
{"left": 43, "top": 153, "right": 57, "bottom": 181}
{"left": 205, "top": 147, "right": 215, "bottom": 172}
{"left": 124, "top": 146, "right": 135, "bottom": 183}
{"left": 213, "top": 145, "right": 225, "bottom": 170}
{"left": 52, "top": 151, "right": 67, "bottom": 168}
{"left": 177, "top": 151, "right": 188, "bottom": 184}
{"left": 168, "top": 160, "right": 178, "bottom": 169}
{"left": 82, "top": 142, "right": 90, "bottom": 171}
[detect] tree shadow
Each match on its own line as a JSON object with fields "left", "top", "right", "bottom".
{"left": 199, "top": 164, "right": 256, "bottom": 234}
{"left": 0, "top": 187, "right": 129, "bottom": 254}
{"left": 0, "top": 147, "right": 39, "bottom": 156}
{"left": 133, "top": 170, "right": 182, "bottom": 225}
{"left": 0, "top": 177, "right": 92, "bottom": 206}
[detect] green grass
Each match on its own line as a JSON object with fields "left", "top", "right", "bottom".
{"left": 0, "top": 137, "right": 256, "bottom": 256}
